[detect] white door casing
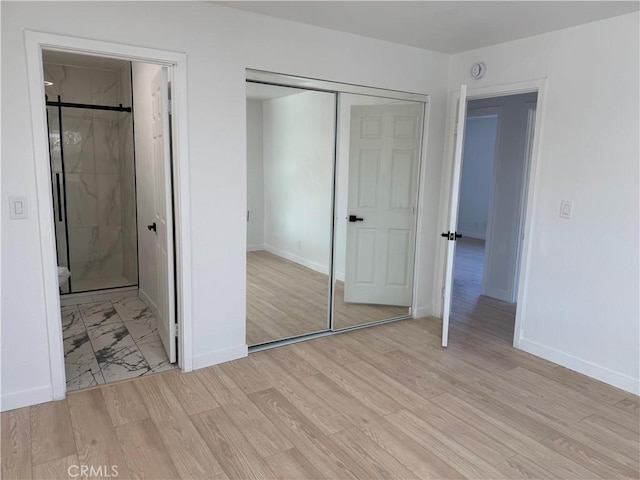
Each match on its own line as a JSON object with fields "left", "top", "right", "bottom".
{"left": 442, "top": 85, "right": 468, "bottom": 347}
{"left": 150, "top": 67, "right": 177, "bottom": 363}
{"left": 344, "top": 103, "right": 423, "bottom": 307}
{"left": 23, "top": 32, "right": 192, "bottom": 405}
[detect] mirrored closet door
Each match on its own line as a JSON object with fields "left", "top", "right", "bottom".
{"left": 245, "top": 81, "right": 336, "bottom": 345}
{"left": 245, "top": 71, "right": 427, "bottom": 347}
{"left": 332, "top": 94, "right": 424, "bottom": 330}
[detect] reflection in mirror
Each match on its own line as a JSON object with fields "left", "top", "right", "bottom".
{"left": 246, "top": 82, "right": 336, "bottom": 346}
{"left": 333, "top": 93, "right": 424, "bottom": 329}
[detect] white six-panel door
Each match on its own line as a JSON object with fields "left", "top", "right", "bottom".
{"left": 150, "top": 67, "right": 176, "bottom": 363}
{"left": 442, "top": 85, "right": 468, "bottom": 347}
{"left": 344, "top": 103, "right": 423, "bottom": 307}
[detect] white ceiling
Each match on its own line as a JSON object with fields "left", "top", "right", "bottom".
{"left": 216, "top": 1, "right": 639, "bottom": 54}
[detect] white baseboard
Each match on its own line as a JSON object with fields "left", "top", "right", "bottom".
{"left": 412, "top": 306, "right": 433, "bottom": 319}
{"left": 247, "top": 244, "right": 265, "bottom": 252}
{"left": 139, "top": 288, "right": 159, "bottom": 318}
{"left": 265, "top": 245, "right": 329, "bottom": 276}
{"left": 193, "top": 344, "right": 248, "bottom": 370}
{"left": 335, "top": 271, "right": 345, "bottom": 282}
{"left": 483, "top": 286, "right": 514, "bottom": 304}
{"left": 1, "top": 385, "right": 53, "bottom": 412}
{"left": 517, "top": 338, "right": 640, "bottom": 395}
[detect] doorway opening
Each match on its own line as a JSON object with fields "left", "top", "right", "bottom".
{"left": 442, "top": 87, "right": 540, "bottom": 347}
{"left": 42, "top": 50, "right": 179, "bottom": 391}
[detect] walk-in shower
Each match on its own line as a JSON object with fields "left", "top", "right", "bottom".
{"left": 45, "top": 56, "right": 138, "bottom": 294}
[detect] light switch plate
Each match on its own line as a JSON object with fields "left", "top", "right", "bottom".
{"left": 9, "top": 196, "right": 28, "bottom": 220}
{"left": 559, "top": 200, "right": 573, "bottom": 219}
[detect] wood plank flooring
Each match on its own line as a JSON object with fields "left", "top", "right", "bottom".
{"left": 247, "top": 250, "right": 408, "bottom": 345}
{"left": 3, "top": 240, "right": 638, "bottom": 479}
{"left": 3, "top": 316, "right": 638, "bottom": 479}
{"left": 451, "top": 237, "right": 516, "bottom": 343}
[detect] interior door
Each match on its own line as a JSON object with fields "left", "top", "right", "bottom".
{"left": 344, "top": 103, "right": 423, "bottom": 307}
{"left": 150, "top": 67, "right": 176, "bottom": 362}
{"left": 442, "top": 85, "right": 467, "bottom": 347}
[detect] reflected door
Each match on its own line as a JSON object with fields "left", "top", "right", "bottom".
{"left": 344, "top": 104, "right": 423, "bottom": 306}
{"left": 333, "top": 95, "right": 424, "bottom": 330}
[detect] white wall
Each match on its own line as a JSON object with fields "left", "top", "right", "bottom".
{"left": 445, "top": 12, "right": 639, "bottom": 393}
{"left": 246, "top": 99, "right": 264, "bottom": 250}
{"left": 1, "top": 1, "right": 450, "bottom": 410}
{"left": 457, "top": 115, "right": 497, "bottom": 240}
{"left": 262, "top": 91, "right": 335, "bottom": 273}
{"left": 132, "top": 62, "right": 162, "bottom": 307}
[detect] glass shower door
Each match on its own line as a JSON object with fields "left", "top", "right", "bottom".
{"left": 47, "top": 101, "right": 138, "bottom": 294}
{"left": 47, "top": 105, "right": 71, "bottom": 293}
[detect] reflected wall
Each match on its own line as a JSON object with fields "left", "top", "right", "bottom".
{"left": 246, "top": 82, "right": 336, "bottom": 345}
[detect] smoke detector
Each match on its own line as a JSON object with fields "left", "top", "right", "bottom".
{"left": 470, "top": 62, "right": 486, "bottom": 80}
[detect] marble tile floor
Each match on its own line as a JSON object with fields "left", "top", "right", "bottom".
{"left": 62, "top": 295, "right": 176, "bottom": 391}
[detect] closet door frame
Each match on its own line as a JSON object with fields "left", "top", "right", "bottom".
{"left": 246, "top": 69, "right": 430, "bottom": 350}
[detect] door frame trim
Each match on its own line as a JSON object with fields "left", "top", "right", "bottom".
{"left": 24, "top": 30, "right": 193, "bottom": 400}
{"left": 437, "top": 78, "right": 548, "bottom": 350}
{"left": 247, "top": 69, "right": 429, "bottom": 103}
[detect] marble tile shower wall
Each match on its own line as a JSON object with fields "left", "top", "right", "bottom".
{"left": 44, "top": 63, "right": 137, "bottom": 287}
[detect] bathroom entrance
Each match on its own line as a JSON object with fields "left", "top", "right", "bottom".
{"left": 43, "top": 50, "right": 179, "bottom": 391}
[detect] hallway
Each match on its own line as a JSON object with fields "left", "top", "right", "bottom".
{"left": 450, "top": 237, "right": 516, "bottom": 344}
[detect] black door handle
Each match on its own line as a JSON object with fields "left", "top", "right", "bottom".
{"left": 441, "top": 231, "right": 462, "bottom": 240}
{"left": 147, "top": 222, "right": 157, "bottom": 232}
{"left": 348, "top": 215, "right": 364, "bottom": 222}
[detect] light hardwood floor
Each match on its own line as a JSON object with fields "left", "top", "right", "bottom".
{"left": 451, "top": 237, "right": 516, "bottom": 343}
{"left": 247, "top": 250, "right": 408, "bottom": 345}
{"left": 3, "top": 243, "right": 639, "bottom": 479}
{"left": 3, "top": 319, "right": 638, "bottom": 477}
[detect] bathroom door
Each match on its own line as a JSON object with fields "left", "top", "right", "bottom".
{"left": 150, "top": 67, "right": 176, "bottom": 363}
{"left": 441, "top": 85, "right": 467, "bottom": 347}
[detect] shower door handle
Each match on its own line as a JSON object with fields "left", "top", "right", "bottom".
{"left": 147, "top": 222, "right": 157, "bottom": 233}
{"left": 55, "top": 173, "right": 62, "bottom": 222}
